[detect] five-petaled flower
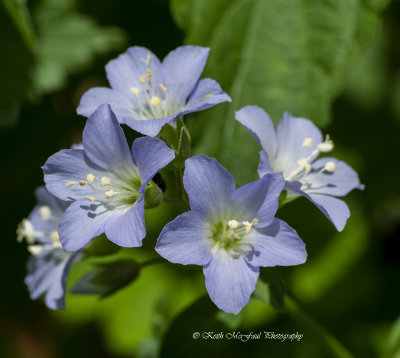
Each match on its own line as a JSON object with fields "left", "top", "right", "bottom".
{"left": 156, "top": 155, "right": 306, "bottom": 314}
{"left": 43, "top": 104, "right": 175, "bottom": 251}
{"left": 17, "top": 187, "right": 80, "bottom": 310}
{"left": 236, "top": 106, "right": 364, "bottom": 231}
{"left": 77, "top": 45, "right": 231, "bottom": 136}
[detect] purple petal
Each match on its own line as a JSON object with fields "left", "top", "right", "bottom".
{"left": 248, "top": 219, "right": 306, "bottom": 267}
{"left": 82, "top": 104, "right": 134, "bottom": 170}
{"left": 77, "top": 87, "right": 134, "bottom": 120}
{"left": 235, "top": 106, "right": 277, "bottom": 157}
{"left": 58, "top": 199, "right": 115, "bottom": 251}
{"left": 162, "top": 46, "right": 210, "bottom": 104}
{"left": 106, "top": 46, "right": 162, "bottom": 97}
{"left": 305, "top": 157, "right": 364, "bottom": 197}
{"left": 231, "top": 173, "right": 285, "bottom": 228}
{"left": 203, "top": 254, "right": 259, "bottom": 314}
{"left": 131, "top": 136, "right": 175, "bottom": 193}
{"left": 276, "top": 112, "right": 323, "bottom": 170}
{"left": 156, "top": 211, "right": 211, "bottom": 266}
{"left": 183, "top": 155, "right": 236, "bottom": 218}
{"left": 180, "top": 78, "right": 231, "bottom": 115}
{"left": 258, "top": 150, "right": 276, "bottom": 177}
{"left": 104, "top": 196, "right": 145, "bottom": 247}
{"left": 122, "top": 114, "right": 177, "bottom": 137}
{"left": 43, "top": 149, "right": 104, "bottom": 202}
{"left": 44, "top": 252, "right": 80, "bottom": 310}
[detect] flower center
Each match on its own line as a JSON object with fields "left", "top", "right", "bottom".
{"left": 128, "top": 53, "right": 181, "bottom": 120}
{"left": 284, "top": 135, "right": 335, "bottom": 182}
{"left": 65, "top": 172, "right": 141, "bottom": 210}
{"left": 209, "top": 218, "right": 258, "bottom": 258}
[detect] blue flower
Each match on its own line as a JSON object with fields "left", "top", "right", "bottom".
{"left": 43, "top": 104, "right": 175, "bottom": 251}
{"left": 156, "top": 155, "right": 306, "bottom": 314}
{"left": 17, "top": 187, "right": 80, "bottom": 310}
{"left": 236, "top": 106, "right": 364, "bottom": 231}
{"left": 77, "top": 46, "right": 231, "bottom": 136}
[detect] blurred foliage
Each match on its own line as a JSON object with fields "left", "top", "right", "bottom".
{"left": 172, "top": 0, "right": 390, "bottom": 184}
{"left": 1, "top": 0, "right": 400, "bottom": 357}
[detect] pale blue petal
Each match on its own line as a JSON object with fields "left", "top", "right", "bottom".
{"left": 203, "top": 254, "right": 259, "bottom": 314}
{"left": 304, "top": 157, "right": 364, "bottom": 197}
{"left": 275, "top": 112, "right": 323, "bottom": 172}
{"left": 43, "top": 149, "right": 104, "bottom": 202}
{"left": 105, "top": 46, "right": 161, "bottom": 97}
{"left": 131, "top": 136, "right": 175, "bottom": 193}
{"left": 104, "top": 196, "right": 145, "bottom": 247}
{"left": 231, "top": 173, "right": 285, "bottom": 228}
{"left": 247, "top": 219, "right": 306, "bottom": 267}
{"left": 122, "top": 114, "right": 177, "bottom": 137}
{"left": 180, "top": 78, "right": 231, "bottom": 115}
{"left": 82, "top": 104, "right": 134, "bottom": 170}
{"left": 162, "top": 46, "right": 210, "bottom": 104}
{"left": 257, "top": 150, "right": 276, "bottom": 177}
{"left": 235, "top": 106, "right": 277, "bottom": 157}
{"left": 156, "top": 211, "right": 211, "bottom": 266}
{"left": 58, "top": 199, "right": 115, "bottom": 251}
{"left": 183, "top": 155, "right": 236, "bottom": 218}
{"left": 77, "top": 87, "right": 134, "bottom": 120}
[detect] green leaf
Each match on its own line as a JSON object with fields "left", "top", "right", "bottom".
{"left": 253, "top": 268, "right": 285, "bottom": 312}
{"left": 173, "top": 0, "right": 389, "bottom": 184}
{"left": 31, "top": 8, "right": 127, "bottom": 95}
{"left": 84, "top": 234, "right": 120, "bottom": 257}
{"left": 382, "top": 316, "right": 400, "bottom": 358}
{"left": 1, "top": 0, "right": 35, "bottom": 49}
{"left": 71, "top": 259, "right": 141, "bottom": 298}
{"left": 160, "top": 296, "right": 227, "bottom": 358}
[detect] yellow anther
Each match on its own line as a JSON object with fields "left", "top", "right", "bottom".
{"left": 28, "top": 245, "right": 44, "bottom": 256}
{"left": 146, "top": 68, "right": 152, "bottom": 77}
{"left": 298, "top": 159, "right": 312, "bottom": 174}
{"left": 52, "top": 241, "right": 62, "bottom": 249}
{"left": 16, "top": 219, "right": 35, "bottom": 244}
{"left": 66, "top": 180, "right": 77, "bottom": 188}
{"left": 86, "top": 196, "right": 95, "bottom": 202}
{"left": 105, "top": 189, "right": 115, "bottom": 197}
{"left": 318, "top": 135, "right": 334, "bottom": 153}
{"left": 79, "top": 180, "right": 87, "bottom": 186}
{"left": 251, "top": 218, "right": 259, "bottom": 226}
{"left": 159, "top": 84, "right": 167, "bottom": 92}
{"left": 39, "top": 206, "right": 51, "bottom": 221}
{"left": 50, "top": 231, "right": 59, "bottom": 241}
{"left": 139, "top": 75, "right": 147, "bottom": 83}
{"left": 101, "top": 176, "right": 111, "bottom": 186}
{"left": 228, "top": 220, "right": 238, "bottom": 229}
{"left": 303, "top": 137, "right": 313, "bottom": 148}
{"left": 324, "top": 161, "right": 336, "bottom": 173}
{"left": 87, "top": 174, "right": 96, "bottom": 182}
{"left": 130, "top": 87, "right": 139, "bottom": 95}
{"left": 201, "top": 92, "right": 212, "bottom": 100}
{"left": 150, "top": 96, "right": 161, "bottom": 106}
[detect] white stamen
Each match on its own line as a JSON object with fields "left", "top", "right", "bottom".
{"left": 28, "top": 245, "right": 44, "bottom": 255}
{"left": 101, "top": 176, "right": 111, "bottom": 186}
{"left": 318, "top": 135, "right": 334, "bottom": 153}
{"left": 303, "top": 137, "right": 313, "bottom": 148}
{"left": 105, "top": 189, "right": 115, "bottom": 198}
{"left": 150, "top": 96, "right": 160, "bottom": 106}
{"left": 297, "top": 159, "right": 312, "bottom": 174}
{"left": 228, "top": 220, "right": 238, "bottom": 229}
{"left": 66, "top": 180, "right": 77, "bottom": 188}
{"left": 39, "top": 206, "right": 51, "bottom": 221}
{"left": 50, "top": 231, "right": 59, "bottom": 241}
{"left": 130, "top": 87, "right": 139, "bottom": 95}
{"left": 16, "top": 219, "right": 35, "bottom": 244}
{"left": 324, "top": 161, "right": 336, "bottom": 173}
{"left": 87, "top": 173, "right": 96, "bottom": 182}
{"left": 139, "top": 75, "right": 147, "bottom": 83}
{"left": 159, "top": 84, "right": 167, "bottom": 92}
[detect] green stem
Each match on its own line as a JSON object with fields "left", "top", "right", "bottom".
{"left": 285, "top": 296, "right": 355, "bottom": 358}
{"left": 175, "top": 169, "right": 185, "bottom": 203}
{"left": 163, "top": 197, "right": 185, "bottom": 206}
{"left": 140, "top": 257, "right": 165, "bottom": 268}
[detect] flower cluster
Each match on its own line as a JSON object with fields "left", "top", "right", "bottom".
{"left": 18, "top": 45, "right": 363, "bottom": 314}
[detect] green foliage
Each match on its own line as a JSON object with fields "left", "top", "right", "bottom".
{"left": 84, "top": 234, "right": 120, "bottom": 257}
{"left": 253, "top": 268, "right": 285, "bottom": 312}
{"left": 382, "top": 316, "right": 400, "bottom": 358}
{"left": 172, "top": 0, "right": 389, "bottom": 183}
